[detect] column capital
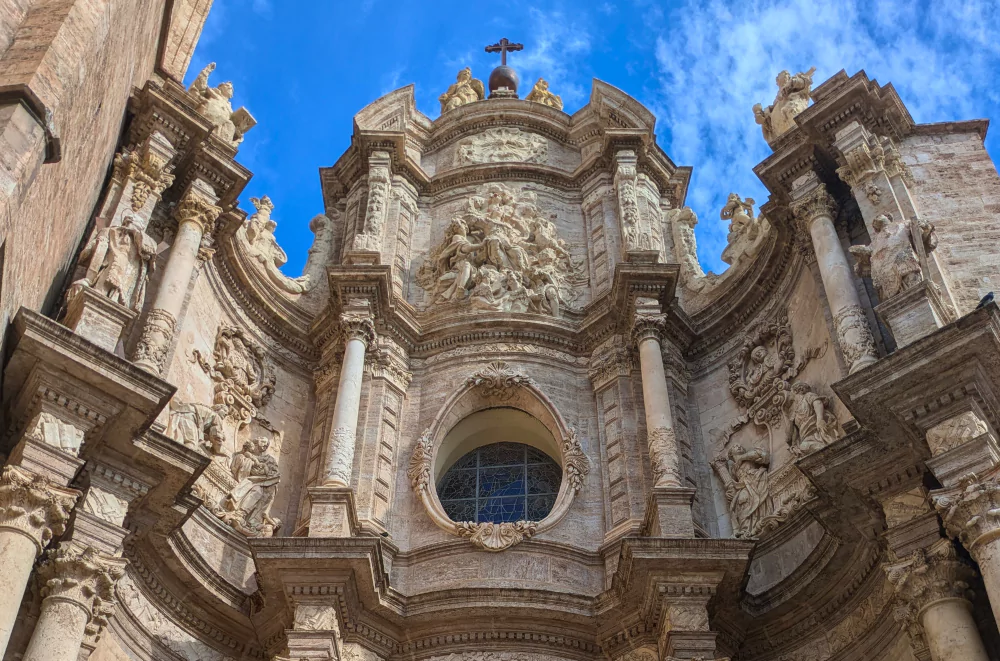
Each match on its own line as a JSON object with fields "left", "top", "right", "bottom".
{"left": 37, "top": 543, "right": 127, "bottom": 632}
{"left": 0, "top": 465, "right": 80, "bottom": 554}
{"left": 884, "top": 538, "right": 976, "bottom": 615}
{"left": 113, "top": 131, "right": 176, "bottom": 212}
{"left": 631, "top": 313, "right": 667, "bottom": 346}
{"left": 339, "top": 310, "right": 376, "bottom": 350}
{"left": 932, "top": 467, "right": 1000, "bottom": 552}
{"left": 173, "top": 179, "right": 221, "bottom": 235}
{"left": 789, "top": 173, "right": 837, "bottom": 230}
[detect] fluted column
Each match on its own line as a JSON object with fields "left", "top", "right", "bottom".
{"left": 790, "top": 173, "right": 878, "bottom": 373}
{"left": 322, "top": 308, "right": 376, "bottom": 487}
{"left": 133, "top": 178, "right": 220, "bottom": 373}
{"left": 631, "top": 314, "right": 682, "bottom": 488}
{"left": 933, "top": 467, "right": 1000, "bottom": 624}
{"left": 21, "top": 543, "right": 126, "bottom": 661}
{"left": 0, "top": 466, "right": 79, "bottom": 657}
{"left": 884, "top": 539, "right": 988, "bottom": 661}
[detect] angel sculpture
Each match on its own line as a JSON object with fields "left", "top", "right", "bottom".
{"left": 240, "top": 196, "right": 311, "bottom": 294}
{"left": 753, "top": 67, "right": 816, "bottom": 143}
{"left": 439, "top": 68, "right": 485, "bottom": 113}
{"left": 786, "top": 382, "right": 840, "bottom": 457}
{"left": 188, "top": 62, "right": 256, "bottom": 148}
{"left": 525, "top": 78, "right": 564, "bottom": 110}
{"left": 721, "top": 193, "right": 758, "bottom": 242}
{"left": 849, "top": 213, "right": 937, "bottom": 301}
{"left": 70, "top": 215, "right": 157, "bottom": 311}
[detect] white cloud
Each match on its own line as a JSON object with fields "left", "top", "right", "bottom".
{"left": 648, "top": 0, "right": 1000, "bottom": 273}
{"left": 512, "top": 8, "right": 593, "bottom": 106}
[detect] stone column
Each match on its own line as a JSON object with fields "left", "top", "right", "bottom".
{"left": 790, "top": 173, "right": 878, "bottom": 374}
{"left": 322, "top": 307, "right": 376, "bottom": 487}
{"left": 932, "top": 467, "right": 1000, "bottom": 624}
{"left": 21, "top": 543, "right": 127, "bottom": 661}
{"left": 346, "top": 150, "right": 391, "bottom": 264}
{"left": 133, "top": 178, "right": 221, "bottom": 374}
{"left": 0, "top": 466, "right": 79, "bottom": 658}
{"left": 631, "top": 314, "right": 682, "bottom": 489}
{"left": 884, "top": 539, "right": 989, "bottom": 661}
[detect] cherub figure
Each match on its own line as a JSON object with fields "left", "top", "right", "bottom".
{"left": 188, "top": 62, "right": 256, "bottom": 147}
{"left": 439, "top": 68, "right": 485, "bottom": 113}
{"left": 525, "top": 78, "right": 564, "bottom": 110}
{"left": 849, "top": 213, "right": 936, "bottom": 301}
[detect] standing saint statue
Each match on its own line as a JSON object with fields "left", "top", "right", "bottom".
{"left": 188, "top": 62, "right": 256, "bottom": 147}
{"left": 785, "top": 382, "right": 840, "bottom": 457}
{"left": 439, "top": 68, "right": 486, "bottom": 113}
{"left": 712, "top": 444, "right": 774, "bottom": 538}
{"left": 849, "top": 213, "right": 937, "bottom": 301}
{"left": 71, "top": 215, "right": 157, "bottom": 311}
{"left": 223, "top": 436, "right": 281, "bottom": 537}
{"left": 753, "top": 67, "right": 816, "bottom": 143}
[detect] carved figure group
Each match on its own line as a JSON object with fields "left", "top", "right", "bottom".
{"left": 849, "top": 213, "right": 937, "bottom": 301}
{"left": 456, "top": 127, "right": 547, "bottom": 165}
{"left": 239, "top": 196, "right": 312, "bottom": 294}
{"left": 525, "top": 78, "right": 563, "bottom": 110}
{"left": 439, "top": 67, "right": 485, "bottom": 113}
{"left": 222, "top": 436, "right": 281, "bottom": 537}
{"left": 417, "top": 183, "right": 586, "bottom": 316}
{"left": 71, "top": 215, "right": 157, "bottom": 311}
{"left": 753, "top": 68, "right": 816, "bottom": 144}
{"left": 188, "top": 62, "right": 256, "bottom": 148}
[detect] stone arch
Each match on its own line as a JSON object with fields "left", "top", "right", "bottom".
{"left": 408, "top": 361, "right": 589, "bottom": 551}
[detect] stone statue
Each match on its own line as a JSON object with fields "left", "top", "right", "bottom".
{"left": 785, "top": 382, "right": 840, "bottom": 457}
{"left": 165, "top": 400, "right": 225, "bottom": 456}
{"left": 753, "top": 67, "right": 816, "bottom": 143}
{"left": 222, "top": 436, "right": 281, "bottom": 537}
{"left": 439, "top": 67, "right": 485, "bottom": 113}
{"left": 720, "top": 193, "right": 769, "bottom": 266}
{"left": 188, "top": 62, "right": 256, "bottom": 147}
{"left": 239, "top": 195, "right": 311, "bottom": 294}
{"left": 416, "top": 183, "right": 586, "bottom": 316}
{"left": 70, "top": 215, "right": 157, "bottom": 311}
{"left": 712, "top": 444, "right": 774, "bottom": 539}
{"left": 525, "top": 78, "right": 563, "bottom": 110}
{"left": 849, "top": 213, "right": 937, "bottom": 301}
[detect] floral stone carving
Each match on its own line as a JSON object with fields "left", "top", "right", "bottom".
{"left": 456, "top": 520, "right": 538, "bottom": 551}
{"left": 417, "top": 182, "right": 586, "bottom": 316}
{"left": 752, "top": 67, "right": 816, "bottom": 144}
{"left": 466, "top": 360, "right": 535, "bottom": 400}
{"left": 456, "top": 127, "right": 547, "bottom": 165}
{"left": 849, "top": 212, "right": 938, "bottom": 301}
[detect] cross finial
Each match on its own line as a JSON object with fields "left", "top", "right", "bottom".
{"left": 485, "top": 38, "right": 523, "bottom": 66}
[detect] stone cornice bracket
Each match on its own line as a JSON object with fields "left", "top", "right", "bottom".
{"left": 38, "top": 542, "right": 127, "bottom": 627}
{"left": 0, "top": 465, "right": 80, "bottom": 553}
{"left": 173, "top": 180, "right": 222, "bottom": 235}
{"left": 588, "top": 337, "right": 635, "bottom": 391}
{"left": 834, "top": 121, "right": 888, "bottom": 189}
{"left": 932, "top": 467, "right": 1000, "bottom": 552}
{"left": 883, "top": 538, "right": 975, "bottom": 613}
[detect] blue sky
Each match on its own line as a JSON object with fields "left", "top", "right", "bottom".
{"left": 189, "top": 0, "right": 1000, "bottom": 276}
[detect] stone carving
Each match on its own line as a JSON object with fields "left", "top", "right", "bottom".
{"left": 81, "top": 486, "right": 130, "bottom": 528}
{"left": 832, "top": 303, "right": 878, "bottom": 368}
{"left": 165, "top": 400, "right": 225, "bottom": 455}
{"left": 648, "top": 427, "right": 682, "bottom": 488}
{"left": 293, "top": 604, "right": 339, "bottom": 631}
{"left": 456, "top": 127, "right": 548, "bottom": 165}
{"left": 132, "top": 308, "right": 177, "bottom": 372}
{"left": 925, "top": 411, "right": 989, "bottom": 456}
{"left": 836, "top": 130, "right": 915, "bottom": 189}
{"left": 188, "top": 62, "right": 255, "bottom": 147}
{"left": 525, "top": 78, "right": 563, "bottom": 110}
{"left": 360, "top": 152, "right": 391, "bottom": 242}
{"left": 112, "top": 141, "right": 175, "bottom": 212}
{"left": 752, "top": 67, "right": 816, "bottom": 144}
{"left": 562, "top": 429, "right": 591, "bottom": 492}
{"left": 712, "top": 444, "right": 773, "bottom": 539}
{"left": 456, "top": 520, "right": 537, "bottom": 552}
{"left": 785, "top": 382, "right": 840, "bottom": 458}
{"left": 417, "top": 183, "right": 586, "bottom": 315}
{"left": 0, "top": 465, "right": 79, "bottom": 551}
{"left": 720, "top": 193, "right": 769, "bottom": 266}
{"left": 39, "top": 543, "right": 127, "bottom": 636}
{"left": 70, "top": 215, "right": 158, "bottom": 311}
{"left": 884, "top": 539, "right": 976, "bottom": 612}
{"left": 221, "top": 436, "right": 281, "bottom": 537}
{"left": 616, "top": 649, "right": 658, "bottom": 661}
{"left": 863, "top": 181, "right": 882, "bottom": 205}
{"left": 439, "top": 67, "right": 485, "bottom": 113}
{"left": 932, "top": 469, "right": 1000, "bottom": 551}
{"left": 666, "top": 207, "right": 707, "bottom": 281}
{"left": 849, "top": 213, "right": 937, "bottom": 301}
{"left": 238, "top": 196, "right": 312, "bottom": 294}
{"left": 26, "top": 411, "right": 85, "bottom": 455}
{"left": 466, "top": 360, "right": 535, "bottom": 400}
{"left": 883, "top": 488, "right": 931, "bottom": 529}
{"left": 407, "top": 430, "right": 434, "bottom": 493}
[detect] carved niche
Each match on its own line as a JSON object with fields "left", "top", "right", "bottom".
{"left": 456, "top": 127, "right": 548, "bottom": 165}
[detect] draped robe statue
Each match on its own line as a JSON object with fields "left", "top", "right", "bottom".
{"left": 72, "top": 215, "right": 157, "bottom": 311}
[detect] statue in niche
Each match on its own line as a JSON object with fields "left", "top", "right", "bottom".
{"left": 525, "top": 78, "right": 564, "bottom": 110}
{"left": 753, "top": 67, "right": 816, "bottom": 143}
{"left": 239, "top": 195, "right": 312, "bottom": 294}
{"left": 712, "top": 444, "right": 774, "bottom": 539}
{"left": 70, "top": 215, "right": 157, "bottom": 311}
{"left": 416, "top": 182, "right": 586, "bottom": 316}
{"left": 188, "top": 62, "right": 256, "bottom": 148}
{"left": 222, "top": 436, "right": 281, "bottom": 537}
{"left": 849, "top": 213, "right": 937, "bottom": 301}
{"left": 439, "top": 67, "right": 485, "bottom": 113}
{"left": 165, "top": 400, "right": 225, "bottom": 456}
{"left": 785, "top": 382, "right": 840, "bottom": 457}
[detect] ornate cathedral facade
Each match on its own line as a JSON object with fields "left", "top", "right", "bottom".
{"left": 1, "top": 8, "right": 1000, "bottom": 661}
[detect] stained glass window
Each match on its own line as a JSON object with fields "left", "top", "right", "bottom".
{"left": 437, "top": 442, "right": 562, "bottom": 524}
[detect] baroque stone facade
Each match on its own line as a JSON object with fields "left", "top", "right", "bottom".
{"left": 1, "top": 19, "right": 1000, "bottom": 661}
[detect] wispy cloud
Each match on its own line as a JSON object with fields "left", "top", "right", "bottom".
{"left": 514, "top": 8, "right": 593, "bottom": 106}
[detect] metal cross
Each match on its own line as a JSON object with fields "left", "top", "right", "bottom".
{"left": 485, "top": 38, "right": 523, "bottom": 66}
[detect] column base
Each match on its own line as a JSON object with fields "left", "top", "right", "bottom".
{"left": 307, "top": 486, "right": 359, "bottom": 537}
{"left": 625, "top": 249, "right": 660, "bottom": 264}
{"left": 662, "top": 631, "right": 719, "bottom": 660}
{"left": 284, "top": 630, "right": 338, "bottom": 660}
{"left": 876, "top": 280, "right": 949, "bottom": 349}
{"left": 642, "top": 487, "right": 695, "bottom": 538}
{"left": 61, "top": 287, "right": 136, "bottom": 354}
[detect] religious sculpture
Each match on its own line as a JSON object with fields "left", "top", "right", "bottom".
{"left": 719, "top": 193, "right": 769, "bottom": 266}
{"left": 849, "top": 213, "right": 937, "bottom": 301}
{"left": 221, "top": 436, "right": 281, "bottom": 537}
{"left": 456, "top": 127, "right": 547, "bottom": 164}
{"left": 711, "top": 444, "right": 774, "bottom": 538}
{"left": 238, "top": 196, "right": 311, "bottom": 294}
{"left": 752, "top": 67, "right": 816, "bottom": 144}
{"left": 416, "top": 182, "right": 586, "bottom": 316}
{"left": 165, "top": 400, "right": 226, "bottom": 456}
{"left": 187, "top": 62, "right": 256, "bottom": 148}
{"left": 27, "top": 412, "right": 84, "bottom": 456}
{"left": 785, "top": 382, "right": 840, "bottom": 457}
{"left": 69, "top": 215, "right": 157, "bottom": 311}
{"left": 439, "top": 67, "right": 485, "bottom": 113}
{"left": 525, "top": 78, "right": 563, "bottom": 110}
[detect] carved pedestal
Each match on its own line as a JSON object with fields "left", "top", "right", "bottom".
{"left": 62, "top": 286, "right": 137, "bottom": 353}
{"left": 643, "top": 488, "right": 696, "bottom": 538}
{"left": 876, "top": 280, "right": 949, "bottom": 349}
{"left": 307, "top": 486, "right": 358, "bottom": 537}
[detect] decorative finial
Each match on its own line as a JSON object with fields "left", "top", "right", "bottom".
{"left": 485, "top": 37, "right": 524, "bottom": 99}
